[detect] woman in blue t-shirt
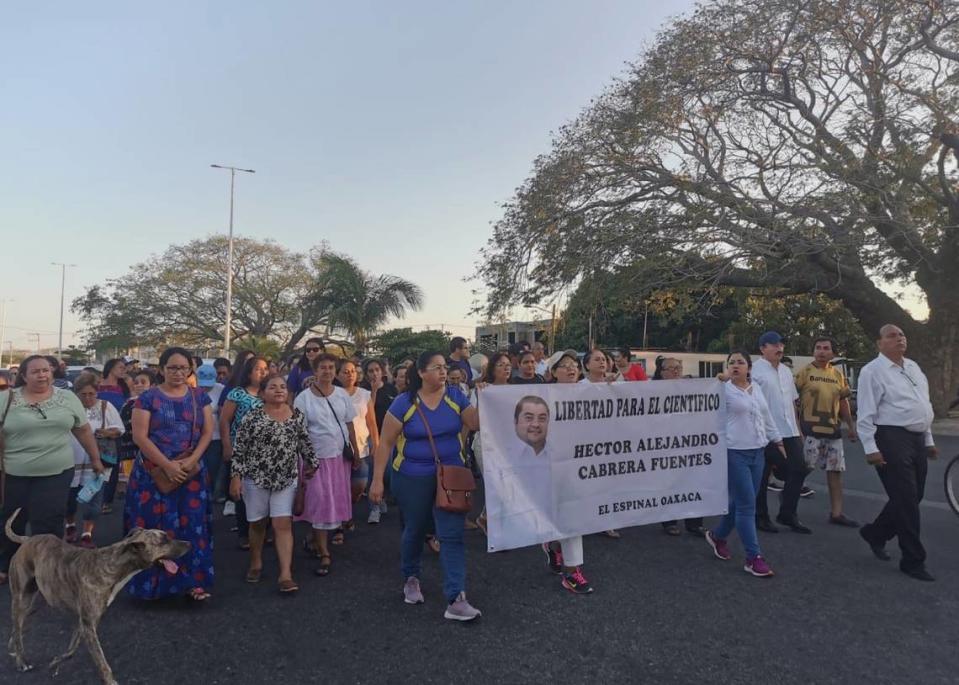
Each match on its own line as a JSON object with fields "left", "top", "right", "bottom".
{"left": 370, "top": 351, "right": 481, "bottom": 622}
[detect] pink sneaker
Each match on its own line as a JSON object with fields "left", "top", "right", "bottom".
{"left": 705, "top": 531, "right": 731, "bottom": 560}
{"left": 744, "top": 555, "right": 774, "bottom": 577}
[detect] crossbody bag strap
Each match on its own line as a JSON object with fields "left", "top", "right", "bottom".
{"left": 413, "top": 395, "right": 441, "bottom": 467}
{"left": 0, "top": 390, "right": 13, "bottom": 507}
{"left": 319, "top": 389, "right": 349, "bottom": 444}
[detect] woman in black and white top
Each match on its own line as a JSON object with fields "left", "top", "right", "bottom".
{"left": 231, "top": 375, "right": 319, "bottom": 592}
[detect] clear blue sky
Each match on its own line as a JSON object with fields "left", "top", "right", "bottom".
{"left": 0, "top": 0, "right": 695, "bottom": 352}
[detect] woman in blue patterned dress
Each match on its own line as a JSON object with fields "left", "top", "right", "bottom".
{"left": 125, "top": 347, "right": 215, "bottom": 601}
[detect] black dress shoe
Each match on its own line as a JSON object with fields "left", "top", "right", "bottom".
{"left": 756, "top": 517, "right": 779, "bottom": 533}
{"left": 776, "top": 515, "right": 812, "bottom": 534}
{"left": 859, "top": 528, "right": 891, "bottom": 561}
{"left": 901, "top": 567, "right": 935, "bottom": 582}
{"left": 685, "top": 525, "right": 706, "bottom": 538}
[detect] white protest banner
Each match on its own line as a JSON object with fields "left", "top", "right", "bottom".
{"left": 478, "top": 379, "right": 727, "bottom": 552}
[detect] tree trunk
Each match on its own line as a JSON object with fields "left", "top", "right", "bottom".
{"left": 913, "top": 289, "right": 959, "bottom": 417}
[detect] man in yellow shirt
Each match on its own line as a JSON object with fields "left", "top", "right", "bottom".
{"left": 795, "top": 337, "right": 859, "bottom": 527}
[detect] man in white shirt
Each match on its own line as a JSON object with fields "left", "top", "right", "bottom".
{"left": 532, "top": 342, "right": 549, "bottom": 378}
{"left": 856, "top": 324, "right": 937, "bottom": 581}
{"left": 751, "top": 331, "right": 811, "bottom": 534}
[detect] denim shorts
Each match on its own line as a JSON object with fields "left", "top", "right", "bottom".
{"left": 351, "top": 457, "right": 370, "bottom": 483}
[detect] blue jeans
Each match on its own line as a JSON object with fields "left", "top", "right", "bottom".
{"left": 712, "top": 448, "right": 765, "bottom": 559}
{"left": 391, "top": 469, "right": 465, "bottom": 602}
{"left": 202, "top": 440, "right": 224, "bottom": 498}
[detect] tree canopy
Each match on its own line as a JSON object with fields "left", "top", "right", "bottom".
{"left": 368, "top": 327, "right": 451, "bottom": 365}
{"left": 72, "top": 236, "right": 423, "bottom": 357}
{"left": 477, "top": 0, "right": 959, "bottom": 411}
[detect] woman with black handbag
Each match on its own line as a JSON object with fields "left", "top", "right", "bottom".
{"left": 293, "top": 353, "right": 360, "bottom": 576}
{"left": 369, "top": 351, "right": 481, "bottom": 622}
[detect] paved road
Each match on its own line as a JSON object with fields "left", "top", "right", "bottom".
{"left": 1, "top": 437, "right": 957, "bottom": 684}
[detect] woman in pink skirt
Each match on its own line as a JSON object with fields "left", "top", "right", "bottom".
{"left": 293, "top": 353, "right": 360, "bottom": 576}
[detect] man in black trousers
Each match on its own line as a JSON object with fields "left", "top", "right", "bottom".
{"left": 856, "top": 324, "right": 938, "bottom": 581}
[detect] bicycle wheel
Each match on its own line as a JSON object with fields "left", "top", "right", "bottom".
{"left": 945, "top": 455, "right": 959, "bottom": 517}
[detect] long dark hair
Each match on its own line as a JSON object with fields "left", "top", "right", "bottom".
{"left": 297, "top": 338, "right": 325, "bottom": 371}
{"left": 652, "top": 355, "right": 666, "bottom": 380}
{"left": 482, "top": 352, "right": 511, "bottom": 384}
{"left": 15, "top": 355, "right": 51, "bottom": 388}
{"left": 224, "top": 350, "right": 255, "bottom": 391}
{"left": 156, "top": 347, "right": 193, "bottom": 384}
{"left": 237, "top": 355, "right": 269, "bottom": 391}
{"left": 407, "top": 351, "right": 445, "bottom": 400}
{"left": 102, "top": 358, "right": 131, "bottom": 397}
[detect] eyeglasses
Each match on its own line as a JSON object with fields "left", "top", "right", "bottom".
{"left": 555, "top": 362, "right": 579, "bottom": 371}
{"left": 305, "top": 347, "right": 321, "bottom": 353}
{"left": 494, "top": 362, "right": 512, "bottom": 368}
{"left": 899, "top": 369, "right": 917, "bottom": 387}
{"left": 427, "top": 364, "right": 448, "bottom": 372}
{"left": 164, "top": 366, "right": 191, "bottom": 374}
{"left": 663, "top": 365, "right": 682, "bottom": 372}
{"left": 29, "top": 403, "right": 47, "bottom": 419}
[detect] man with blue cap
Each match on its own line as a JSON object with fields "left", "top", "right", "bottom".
{"left": 196, "top": 363, "right": 227, "bottom": 504}
{"left": 751, "top": 331, "right": 812, "bottom": 534}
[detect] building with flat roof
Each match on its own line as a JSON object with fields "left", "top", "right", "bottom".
{"left": 475, "top": 320, "right": 547, "bottom": 352}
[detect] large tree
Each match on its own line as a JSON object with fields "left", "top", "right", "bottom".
{"left": 369, "top": 327, "right": 451, "bottom": 364}
{"left": 477, "top": 0, "right": 959, "bottom": 412}
{"left": 73, "top": 236, "right": 312, "bottom": 351}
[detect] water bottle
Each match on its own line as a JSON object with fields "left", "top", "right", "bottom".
{"left": 77, "top": 472, "right": 108, "bottom": 504}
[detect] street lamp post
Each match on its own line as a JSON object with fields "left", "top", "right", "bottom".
{"left": 51, "top": 263, "right": 76, "bottom": 360}
{"left": 0, "top": 299, "right": 11, "bottom": 367}
{"left": 210, "top": 164, "right": 255, "bottom": 355}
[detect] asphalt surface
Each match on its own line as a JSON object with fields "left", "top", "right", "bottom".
{"left": 1, "top": 436, "right": 957, "bottom": 685}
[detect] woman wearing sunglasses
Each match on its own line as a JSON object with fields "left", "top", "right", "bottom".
{"left": 0, "top": 356, "right": 105, "bottom": 585}
{"left": 286, "top": 338, "right": 325, "bottom": 398}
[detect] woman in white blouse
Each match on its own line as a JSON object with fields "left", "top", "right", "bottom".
{"left": 705, "top": 350, "right": 785, "bottom": 578}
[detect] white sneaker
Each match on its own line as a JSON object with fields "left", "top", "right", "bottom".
{"left": 223, "top": 501, "right": 236, "bottom": 517}
{"left": 443, "top": 592, "right": 481, "bottom": 621}
{"left": 403, "top": 577, "right": 424, "bottom": 604}
{"left": 379, "top": 500, "right": 388, "bottom": 515}
{"left": 367, "top": 508, "right": 381, "bottom": 524}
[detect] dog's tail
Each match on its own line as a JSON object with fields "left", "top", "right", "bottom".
{"left": 4, "top": 508, "right": 28, "bottom": 544}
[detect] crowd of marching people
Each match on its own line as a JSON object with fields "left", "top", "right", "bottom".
{"left": 0, "top": 322, "right": 941, "bottom": 622}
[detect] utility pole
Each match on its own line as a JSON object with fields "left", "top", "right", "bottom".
{"left": 51, "top": 263, "right": 76, "bottom": 360}
{"left": 642, "top": 300, "right": 649, "bottom": 350}
{"left": 210, "top": 164, "right": 255, "bottom": 355}
{"left": 29, "top": 332, "right": 41, "bottom": 353}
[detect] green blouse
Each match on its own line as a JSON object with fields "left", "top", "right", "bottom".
{"left": 0, "top": 388, "right": 88, "bottom": 477}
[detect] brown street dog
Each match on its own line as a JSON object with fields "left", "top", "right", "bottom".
{"left": 5, "top": 508, "right": 191, "bottom": 685}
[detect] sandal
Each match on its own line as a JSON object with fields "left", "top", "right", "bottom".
{"left": 314, "top": 554, "right": 332, "bottom": 577}
{"left": 64, "top": 524, "right": 78, "bottom": 544}
{"left": 238, "top": 539, "right": 251, "bottom": 551}
{"left": 426, "top": 535, "right": 441, "bottom": 554}
{"left": 331, "top": 530, "right": 345, "bottom": 545}
{"left": 602, "top": 529, "right": 621, "bottom": 539}
{"left": 475, "top": 514, "right": 488, "bottom": 536}
{"left": 189, "top": 588, "right": 211, "bottom": 601}
{"left": 343, "top": 520, "right": 356, "bottom": 532}
{"left": 245, "top": 568, "right": 262, "bottom": 584}
{"left": 464, "top": 518, "right": 479, "bottom": 531}
{"left": 278, "top": 579, "right": 299, "bottom": 593}
{"left": 663, "top": 523, "right": 682, "bottom": 537}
